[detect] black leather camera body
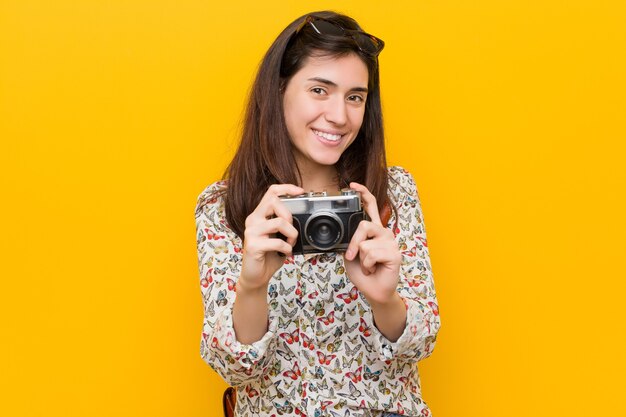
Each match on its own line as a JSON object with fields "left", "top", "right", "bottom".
{"left": 279, "top": 189, "right": 367, "bottom": 254}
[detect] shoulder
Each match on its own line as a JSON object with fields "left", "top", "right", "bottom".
{"left": 195, "top": 180, "right": 228, "bottom": 218}
{"left": 194, "top": 179, "right": 240, "bottom": 239}
{"left": 387, "top": 166, "right": 418, "bottom": 198}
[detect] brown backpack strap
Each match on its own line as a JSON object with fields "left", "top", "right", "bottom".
{"left": 380, "top": 200, "right": 392, "bottom": 228}
{"left": 222, "top": 387, "right": 236, "bottom": 417}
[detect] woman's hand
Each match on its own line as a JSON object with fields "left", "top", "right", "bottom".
{"left": 344, "top": 182, "right": 406, "bottom": 341}
{"left": 234, "top": 184, "right": 303, "bottom": 344}
{"left": 344, "top": 182, "right": 402, "bottom": 305}
{"left": 238, "top": 184, "right": 304, "bottom": 293}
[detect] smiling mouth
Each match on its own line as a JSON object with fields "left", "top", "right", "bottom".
{"left": 312, "top": 129, "right": 343, "bottom": 142}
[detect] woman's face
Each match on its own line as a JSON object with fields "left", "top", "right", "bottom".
{"left": 282, "top": 53, "right": 369, "bottom": 175}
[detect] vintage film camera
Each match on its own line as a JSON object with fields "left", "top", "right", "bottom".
{"left": 279, "top": 189, "right": 367, "bottom": 254}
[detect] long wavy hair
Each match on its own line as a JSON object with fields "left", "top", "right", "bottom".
{"left": 223, "top": 10, "right": 391, "bottom": 238}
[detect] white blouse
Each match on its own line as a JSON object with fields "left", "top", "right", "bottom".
{"left": 195, "top": 166, "right": 440, "bottom": 417}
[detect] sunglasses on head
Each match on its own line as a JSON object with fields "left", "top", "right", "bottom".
{"left": 296, "top": 16, "right": 385, "bottom": 57}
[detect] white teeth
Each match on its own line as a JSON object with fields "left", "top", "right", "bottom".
{"left": 313, "top": 129, "right": 342, "bottom": 141}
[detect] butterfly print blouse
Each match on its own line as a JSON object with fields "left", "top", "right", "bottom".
{"left": 195, "top": 167, "right": 440, "bottom": 417}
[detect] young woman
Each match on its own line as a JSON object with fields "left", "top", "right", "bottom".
{"left": 196, "top": 11, "right": 440, "bottom": 417}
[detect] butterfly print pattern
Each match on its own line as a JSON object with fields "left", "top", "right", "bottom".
{"left": 196, "top": 167, "right": 440, "bottom": 417}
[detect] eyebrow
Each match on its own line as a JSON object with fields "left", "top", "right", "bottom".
{"left": 307, "top": 77, "right": 369, "bottom": 93}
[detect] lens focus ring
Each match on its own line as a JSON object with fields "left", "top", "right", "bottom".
{"left": 304, "top": 212, "right": 343, "bottom": 251}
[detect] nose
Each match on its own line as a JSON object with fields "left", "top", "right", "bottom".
{"left": 324, "top": 97, "right": 348, "bottom": 126}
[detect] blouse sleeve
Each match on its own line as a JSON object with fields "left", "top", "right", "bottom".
{"left": 195, "top": 183, "right": 278, "bottom": 386}
{"left": 370, "top": 167, "right": 441, "bottom": 363}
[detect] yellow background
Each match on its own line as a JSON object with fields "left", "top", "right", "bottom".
{"left": 1, "top": 0, "right": 625, "bottom": 416}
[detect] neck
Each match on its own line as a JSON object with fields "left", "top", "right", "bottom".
{"left": 296, "top": 160, "right": 339, "bottom": 193}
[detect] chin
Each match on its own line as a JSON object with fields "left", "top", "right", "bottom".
{"left": 312, "top": 154, "right": 342, "bottom": 166}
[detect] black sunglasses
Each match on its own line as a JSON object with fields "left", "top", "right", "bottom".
{"left": 296, "top": 16, "right": 385, "bottom": 57}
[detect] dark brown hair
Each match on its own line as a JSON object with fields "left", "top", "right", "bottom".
{"left": 223, "top": 10, "right": 390, "bottom": 238}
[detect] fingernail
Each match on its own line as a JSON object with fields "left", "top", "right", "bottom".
{"left": 345, "top": 249, "right": 354, "bottom": 259}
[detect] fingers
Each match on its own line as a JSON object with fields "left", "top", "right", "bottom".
{"left": 348, "top": 240, "right": 390, "bottom": 275}
{"left": 358, "top": 240, "right": 401, "bottom": 272}
{"left": 245, "top": 216, "right": 298, "bottom": 247}
{"left": 245, "top": 184, "right": 302, "bottom": 231}
{"left": 344, "top": 218, "right": 399, "bottom": 276}
{"left": 349, "top": 182, "right": 382, "bottom": 226}
{"left": 257, "top": 184, "right": 304, "bottom": 220}
{"left": 345, "top": 240, "right": 401, "bottom": 278}
{"left": 243, "top": 184, "right": 303, "bottom": 257}
{"left": 245, "top": 236, "right": 295, "bottom": 257}
{"left": 345, "top": 220, "right": 392, "bottom": 260}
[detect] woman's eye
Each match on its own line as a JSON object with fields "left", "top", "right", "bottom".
{"left": 311, "top": 87, "right": 326, "bottom": 95}
{"left": 348, "top": 95, "right": 365, "bottom": 103}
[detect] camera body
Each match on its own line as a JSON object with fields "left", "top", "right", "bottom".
{"left": 280, "top": 189, "right": 367, "bottom": 254}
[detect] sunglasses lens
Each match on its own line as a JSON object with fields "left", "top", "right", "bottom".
{"left": 304, "top": 18, "right": 384, "bottom": 57}
{"left": 310, "top": 19, "right": 344, "bottom": 37}
{"left": 355, "top": 34, "right": 382, "bottom": 55}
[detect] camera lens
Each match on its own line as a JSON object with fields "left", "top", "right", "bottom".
{"left": 304, "top": 213, "right": 343, "bottom": 250}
